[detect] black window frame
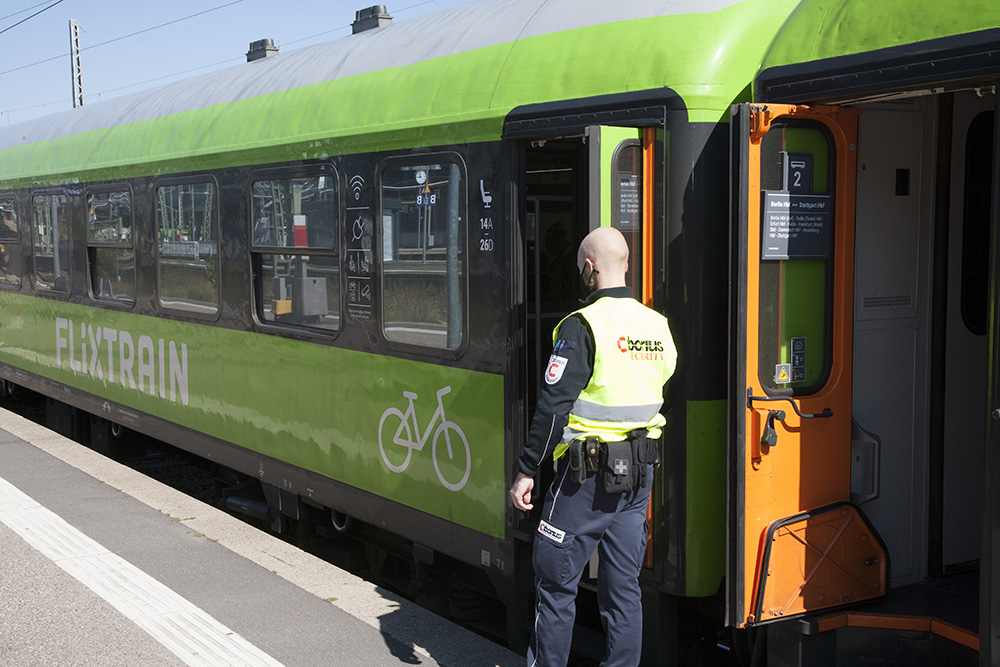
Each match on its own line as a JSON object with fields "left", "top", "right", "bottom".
{"left": 960, "top": 109, "right": 993, "bottom": 336}
{"left": 0, "top": 193, "right": 22, "bottom": 291}
{"left": 248, "top": 162, "right": 342, "bottom": 336}
{"left": 31, "top": 189, "right": 72, "bottom": 295}
{"left": 86, "top": 184, "right": 136, "bottom": 308}
{"left": 154, "top": 175, "right": 221, "bottom": 320}
{"left": 378, "top": 152, "right": 469, "bottom": 357}
{"left": 610, "top": 137, "right": 644, "bottom": 296}
{"left": 755, "top": 119, "right": 837, "bottom": 397}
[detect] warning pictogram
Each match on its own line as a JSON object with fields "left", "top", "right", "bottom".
{"left": 775, "top": 364, "right": 791, "bottom": 384}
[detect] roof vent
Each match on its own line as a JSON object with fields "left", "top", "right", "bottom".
{"left": 246, "top": 38, "right": 279, "bottom": 62}
{"left": 352, "top": 5, "right": 392, "bottom": 33}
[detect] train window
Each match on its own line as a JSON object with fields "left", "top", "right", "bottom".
{"left": 0, "top": 198, "right": 20, "bottom": 289}
{"left": 757, "top": 123, "right": 835, "bottom": 394}
{"left": 960, "top": 110, "right": 993, "bottom": 336}
{"left": 155, "top": 181, "right": 219, "bottom": 316}
{"left": 250, "top": 172, "right": 340, "bottom": 331}
{"left": 380, "top": 159, "right": 465, "bottom": 350}
{"left": 32, "top": 193, "right": 70, "bottom": 292}
{"left": 611, "top": 139, "right": 643, "bottom": 295}
{"left": 87, "top": 190, "right": 135, "bottom": 306}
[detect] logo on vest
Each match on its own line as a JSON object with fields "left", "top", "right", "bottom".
{"left": 538, "top": 519, "right": 567, "bottom": 544}
{"left": 617, "top": 336, "right": 666, "bottom": 361}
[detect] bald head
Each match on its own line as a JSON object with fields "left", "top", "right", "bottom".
{"left": 577, "top": 226, "right": 629, "bottom": 290}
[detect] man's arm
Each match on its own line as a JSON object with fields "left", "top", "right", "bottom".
{"left": 509, "top": 315, "right": 593, "bottom": 510}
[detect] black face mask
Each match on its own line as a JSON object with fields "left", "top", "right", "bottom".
{"left": 579, "top": 264, "right": 598, "bottom": 296}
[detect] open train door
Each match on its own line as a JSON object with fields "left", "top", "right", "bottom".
{"left": 727, "top": 103, "right": 888, "bottom": 628}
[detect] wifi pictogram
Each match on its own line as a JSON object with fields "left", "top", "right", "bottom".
{"left": 349, "top": 175, "right": 365, "bottom": 200}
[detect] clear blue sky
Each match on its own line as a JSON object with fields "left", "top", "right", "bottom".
{"left": 0, "top": 0, "right": 471, "bottom": 127}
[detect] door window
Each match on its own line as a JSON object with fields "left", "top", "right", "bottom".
{"left": 757, "top": 124, "right": 835, "bottom": 393}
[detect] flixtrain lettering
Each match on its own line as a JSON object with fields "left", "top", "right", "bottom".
{"left": 55, "top": 317, "right": 189, "bottom": 405}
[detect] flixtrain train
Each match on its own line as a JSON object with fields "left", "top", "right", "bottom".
{"left": 0, "top": 0, "right": 997, "bottom": 663}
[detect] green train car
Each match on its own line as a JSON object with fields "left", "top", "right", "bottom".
{"left": 0, "top": 0, "right": 997, "bottom": 663}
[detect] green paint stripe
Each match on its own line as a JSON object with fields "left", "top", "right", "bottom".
{"left": 762, "top": 0, "right": 1000, "bottom": 70}
{"left": 684, "top": 399, "right": 726, "bottom": 596}
{"left": 0, "top": 291, "right": 507, "bottom": 537}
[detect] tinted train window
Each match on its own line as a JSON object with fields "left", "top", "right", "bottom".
{"left": 251, "top": 172, "right": 340, "bottom": 331}
{"left": 961, "top": 110, "right": 993, "bottom": 336}
{"left": 0, "top": 198, "right": 20, "bottom": 289}
{"left": 156, "top": 181, "right": 219, "bottom": 316}
{"left": 87, "top": 190, "right": 135, "bottom": 306}
{"left": 32, "top": 193, "right": 70, "bottom": 292}
{"left": 380, "top": 159, "right": 465, "bottom": 350}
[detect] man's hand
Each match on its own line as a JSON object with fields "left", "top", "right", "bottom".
{"left": 509, "top": 472, "right": 535, "bottom": 511}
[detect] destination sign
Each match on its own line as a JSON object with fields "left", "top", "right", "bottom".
{"left": 761, "top": 191, "right": 833, "bottom": 260}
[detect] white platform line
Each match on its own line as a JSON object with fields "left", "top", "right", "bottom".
{"left": 0, "top": 475, "right": 283, "bottom": 667}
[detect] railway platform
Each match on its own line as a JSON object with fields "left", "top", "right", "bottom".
{"left": 0, "top": 408, "right": 520, "bottom": 667}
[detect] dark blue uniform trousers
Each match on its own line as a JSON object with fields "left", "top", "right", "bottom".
{"left": 527, "top": 462, "right": 652, "bottom": 667}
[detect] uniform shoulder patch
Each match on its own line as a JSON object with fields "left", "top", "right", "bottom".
{"left": 545, "top": 354, "right": 568, "bottom": 384}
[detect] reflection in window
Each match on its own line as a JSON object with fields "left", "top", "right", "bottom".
{"left": 156, "top": 182, "right": 219, "bottom": 314}
{"left": 0, "top": 198, "right": 20, "bottom": 289}
{"left": 381, "top": 161, "right": 464, "bottom": 349}
{"left": 88, "top": 191, "right": 134, "bottom": 305}
{"left": 251, "top": 174, "right": 339, "bottom": 331}
{"left": 33, "top": 193, "right": 70, "bottom": 292}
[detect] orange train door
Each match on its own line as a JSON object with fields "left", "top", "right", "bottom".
{"left": 728, "top": 104, "right": 888, "bottom": 627}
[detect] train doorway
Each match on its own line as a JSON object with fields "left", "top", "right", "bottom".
{"left": 521, "top": 126, "right": 658, "bottom": 420}
{"left": 732, "top": 89, "right": 998, "bottom": 660}
{"left": 848, "top": 88, "right": 995, "bottom": 648}
{"left": 514, "top": 122, "right": 664, "bottom": 656}
{"left": 522, "top": 135, "right": 589, "bottom": 414}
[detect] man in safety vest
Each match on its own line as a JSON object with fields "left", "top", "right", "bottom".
{"left": 510, "top": 226, "right": 677, "bottom": 667}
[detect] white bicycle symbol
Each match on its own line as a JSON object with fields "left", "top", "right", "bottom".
{"left": 377, "top": 385, "right": 471, "bottom": 491}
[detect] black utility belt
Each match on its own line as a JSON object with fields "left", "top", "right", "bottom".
{"left": 567, "top": 430, "right": 659, "bottom": 492}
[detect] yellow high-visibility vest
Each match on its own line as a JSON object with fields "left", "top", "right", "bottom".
{"left": 554, "top": 296, "right": 677, "bottom": 458}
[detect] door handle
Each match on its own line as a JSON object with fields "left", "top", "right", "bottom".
{"left": 747, "top": 387, "right": 833, "bottom": 419}
{"left": 761, "top": 410, "right": 785, "bottom": 448}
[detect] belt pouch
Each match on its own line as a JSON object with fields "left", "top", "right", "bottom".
{"left": 568, "top": 439, "right": 586, "bottom": 485}
{"left": 585, "top": 437, "right": 601, "bottom": 472}
{"left": 602, "top": 440, "right": 637, "bottom": 493}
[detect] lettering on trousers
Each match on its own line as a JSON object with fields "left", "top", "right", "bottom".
{"left": 538, "top": 519, "right": 566, "bottom": 544}
{"left": 55, "top": 317, "right": 189, "bottom": 406}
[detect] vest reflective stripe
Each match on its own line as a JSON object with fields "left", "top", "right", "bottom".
{"left": 568, "top": 399, "right": 662, "bottom": 425}
{"left": 555, "top": 295, "right": 676, "bottom": 450}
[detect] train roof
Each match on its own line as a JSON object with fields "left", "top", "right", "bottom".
{"left": 0, "top": 0, "right": 797, "bottom": 185}
{"left": 757, "top": 0, "right": 1000, "bottom": 103}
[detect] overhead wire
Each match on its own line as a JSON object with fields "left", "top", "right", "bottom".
{"left": 0, "top": 1, "right": 56, "bottom": 24}
{"left": 0, "top": 0, "right": 245, "bottom": 78}
{"left": 0, "top": 0, "right": 66, "bottom": 37}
